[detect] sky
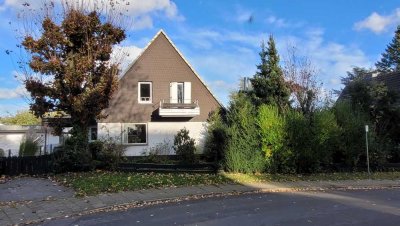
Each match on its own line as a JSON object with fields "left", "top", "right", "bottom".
{"left": 0, "top": 0, "right": 399, "bottom": 116}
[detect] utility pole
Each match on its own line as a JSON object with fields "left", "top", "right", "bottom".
{"left": 365, "top": 125, "right": 370, "bottom": 175}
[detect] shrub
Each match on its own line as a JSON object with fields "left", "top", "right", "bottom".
{"left": 19, "top": 139, "right": 39, "bottom": 156}
{"left": 53, "top": 131, "right": 93, "bottom": 173}
{"left": 257, "top": 104, "right": 286, "bottom": 172}
{"left": 89, "top": 137, "right": 126, "bottom": 170}
{"left": 174, "top": 128, "right": 196, "bottom": 164}
{"left": 142, "top": 140, "right": 173, "bottom": 163}
{"left": 334, "top": 101, "right": 371, "bottom": 167}
{"left": 282, "top": 109, "right": 342, "bottom": 174}
{"left": 224, "top": 93, "right": 265, "bottom": 173}
{"left": 204, "top": 109, "right": 228, "bottom": 162}
{"left": 0, "top": 148, "right": 5, "bottom": 157}
{"left": 312, "top": 109, "right": 341, "bottom": 167}
{"left": 284, "top": 110, "right": 311, "bottom": 173}
{"left": 19, "top": 128, "right": 40, "bottom": 157}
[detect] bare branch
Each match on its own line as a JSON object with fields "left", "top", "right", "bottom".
{"left": 283, "top": 45, "right": 323, "bottom": 115}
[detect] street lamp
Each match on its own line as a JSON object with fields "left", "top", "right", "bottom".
{"left": 365, "top": 125, "right": 370, "bottom": 175}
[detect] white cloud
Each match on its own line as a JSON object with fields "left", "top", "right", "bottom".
{"left": 0, "top": 0, "right": 41, "bottom": 11}
{"left": 236, "top": 10, "right": 253, "bottom": 23}
{"left": 174, "top": 27, "right": 266, "bottom": 50}
{"left": 266, "top": 16, "right": 287, "bottom": 27}
{"left": 187, "top": 49, "right": 258, "bottom": 105}
{"left": 132, "top": 15, "right": 153, "bottom": 30}
{"left": 0, "top": 86, "right": 26, "bottom": 100}
{"left": 111, "top": 45, "right": 143, "bottom": 76}
{"left": 121, "top": 0, "right": 183, "bottom": 30}
{"left": 354, "top": 8, "right": 400, "bottom": 34}
{"left": 0, "top": 0, "right": 182, "bottom": 30}
{"left": 178, "top": 26, "right": 373, "bottom": 104}
{"left": 278, "top": 28, "right": 372, "bottom": 88}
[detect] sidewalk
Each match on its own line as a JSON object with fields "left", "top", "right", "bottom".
{"left": 1, "top": 179, "right": 400, "bottom": 225}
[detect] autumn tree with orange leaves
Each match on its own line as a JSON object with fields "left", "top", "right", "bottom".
{"left": 22, "top": 2, "right": 126, "bottom": 138}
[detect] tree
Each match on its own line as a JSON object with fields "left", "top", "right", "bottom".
{"left": 338, "top": 67, "right": 400, "bottom": 153}
{"left": 339, "top": 67, "right": 398, "bottom": 123}
{"left": 251, "top": 35, "right": 290, "bottom": 111}
{"left": 283, "top": 46, "right": 322, "bottom": 116}
{"left": 22, "top": 4, "right": 126, "bottom": 138}
{"left": 376, "top": 25, "right": 400, "bottom": 72}
{"left": 0, "top": 110, "right": 41, "bottom": 125}
{"left": 224, "top": 93, "right": 265, "bottom": 173}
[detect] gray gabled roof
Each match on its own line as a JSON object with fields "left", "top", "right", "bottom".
{"left": 338, "top": 71, "right": 400, "bottom": 102}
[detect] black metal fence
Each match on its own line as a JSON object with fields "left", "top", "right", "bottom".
{"left": 2, "top": 154, "right": 398, "bottom": 176}
{"left": 0, "top": 154, "right": 56, "bottom": 176}
{"left": 0, "top": 154, "right": 218, "bottom": 176}
{"left": 118, "top": 162, "right": 218, "bottom": 173}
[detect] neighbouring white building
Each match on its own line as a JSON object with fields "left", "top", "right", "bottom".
{"left": 0, "top": 125, "right": 60, "bottom": 156}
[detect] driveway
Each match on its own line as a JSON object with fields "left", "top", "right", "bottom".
{"left": 0, "top": 177, "right": 74, "bottom": 203}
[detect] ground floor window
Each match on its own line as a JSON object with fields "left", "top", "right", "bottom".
{"left": 89, "top": 127, "right": 97, "bottom": 141}
{"left": 123, "top": 123, "right": 147, "bottom": 144}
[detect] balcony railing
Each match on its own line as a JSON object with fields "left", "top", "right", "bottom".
{"left": 159, "top": 100, "right": 200, "bottom": 117}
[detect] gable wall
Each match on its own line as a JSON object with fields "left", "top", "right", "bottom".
{"left": 100, "top": 33, "right": 220, "bottom": 123}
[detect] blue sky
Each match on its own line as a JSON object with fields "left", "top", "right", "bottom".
{"left": 0, "top": 0, "right": 399, "bottom": 116}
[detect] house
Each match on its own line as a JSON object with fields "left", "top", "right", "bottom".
{"left": 338, "top": 70, "right": 400, "bottom": 103}
{"left": 97, "top": 30, "right": 222, "bottom": 156}
{"left": 0, "top": 125, "right": 60, "bottom": 156}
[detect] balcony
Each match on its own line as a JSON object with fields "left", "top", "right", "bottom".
{"left": 159, "top": 100, "right": 200, "bottom": 117}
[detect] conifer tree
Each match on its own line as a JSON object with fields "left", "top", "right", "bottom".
{"left": 376, "top": 25, "right": 400, "bottom": 72}
{"left": 251, "top": 35, "right": 290, "bottom": 111}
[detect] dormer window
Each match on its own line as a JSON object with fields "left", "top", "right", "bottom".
{"left": 138, "top": 82, "right": 152, "bottom": 104}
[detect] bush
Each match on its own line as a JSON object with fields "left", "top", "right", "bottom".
{"left": 204, "top": 109, "right": 228, "bottom": 162}
{"left": 282, "top": 109, "right": 341, "bottom": 174}
{"left": 224, "top": 93, "right": 265, "bottom": 173}
{"left": 257, "top": 104, "right": 286, "bottom": 172}
{"left": 53, "top": 131, "right": 93, "bottom": 173}
{"left": 142, "top": 140, "right": 173, "bottom": 163}
{"left": 19, "top": 128, "right": 40, "bottom": 157}
{"left": 312, "top": 109, "right": 341, "bottom": 167}
{"left": 334, "top": 102, "right": 371, "bottom": 167}
{"left": 174, "top": 128, "right": 196, "bottom": 164}
{"left": 89, "top": 137, "right": 126, "bottom": 170}
{"left": 19, "top": 139, "right": 39, "bottom": 157}
{"left": 0, "top": 148, "right": 5, "bottom": 157}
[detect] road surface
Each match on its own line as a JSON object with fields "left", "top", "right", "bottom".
{"left": 39, "top": 188, "right": 400, "bottom": 226}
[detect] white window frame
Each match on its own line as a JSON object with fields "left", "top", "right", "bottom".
{"left": 170, "top": 82, "right": 191, "bottom": 104}
{"left": 138, "top": 82, "right": 152, "bottom": 104}
{"left": 177, "top": 82, "right": 184, "bottom": 103}
{"left": 122, "top": 123, "right": 147, "bottom": 145}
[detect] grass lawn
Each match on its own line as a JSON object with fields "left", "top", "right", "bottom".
{"left": 223, "top": 171, "right": 400, "bottom": 184}
{"left": 54, "top": 171, "right": 400, "bottom": 197}
{"left": 54, "top": 171, "right": 233, "bottom": 196}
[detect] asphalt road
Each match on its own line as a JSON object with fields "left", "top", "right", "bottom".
{"left": 40, "top": 188, "right": 400, "bottom": 226}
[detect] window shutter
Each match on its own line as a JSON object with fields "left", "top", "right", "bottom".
{"left": 170, "top": 82, "right": 178, "bottom": 103}
{"left": 184, "top": 82, "right": 191, "bottom": 103}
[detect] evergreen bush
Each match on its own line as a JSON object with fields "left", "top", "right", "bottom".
{"left": 257, "top": 104, "right": 286, "bottom": 172}
{"left": 174, "top": 128, "right": 196, "bottom": 164}
{"left": 204, "top": 109, "right": 228, "bottom": 162}
{"left": 224, "top": 93, "right": 265, "bottom": 173}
